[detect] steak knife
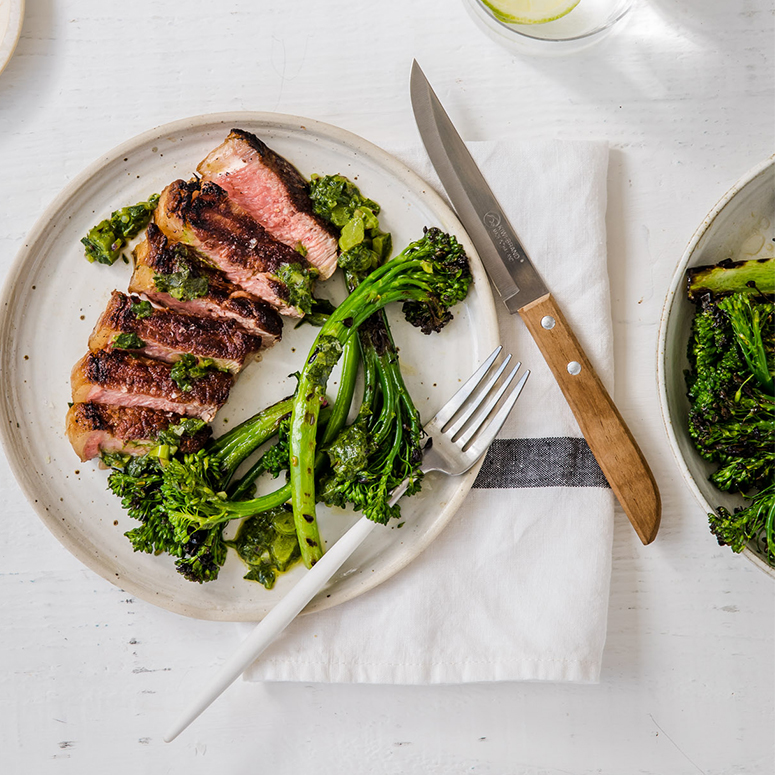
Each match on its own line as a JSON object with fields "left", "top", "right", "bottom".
{"left": 410, "top": 60, "right": 661, "bottom": 544}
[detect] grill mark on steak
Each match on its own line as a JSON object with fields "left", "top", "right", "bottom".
{"left": 71, "top": 350, "right": 233, "bottom": 422}
{"left": 66, "top": 402, "right": 211, "bottom": 461}
{"left": 88, "top": 289, "right": 262, "bottom": 373}
{"left": 197, "top": 129, "right": 339, "bottom": 280}
{"left": 130, "top": 225, "right": 283, "bottom": 344}
{"left": 155, "top": 179, "right": 309, "bottom": 316}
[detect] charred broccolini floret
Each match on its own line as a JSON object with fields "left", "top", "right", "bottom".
{"left": 106, "top": 399, "right": 294, "bottom": 583}
{"left": 158, "top": 398, "right": 296, "bottom": 529}
{"left": 709, "top": 484, "right": 775, "bottom": 565}
{"left": 106, "top": 424, "right": 227, "bottom": 584}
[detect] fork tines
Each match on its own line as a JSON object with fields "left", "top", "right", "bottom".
{"left": 438, "top": 346, "right": 530, "bottom": 454}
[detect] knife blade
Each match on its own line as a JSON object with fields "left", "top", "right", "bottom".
{"left": 410, "top": 60, "right": 661, "bottom": 545}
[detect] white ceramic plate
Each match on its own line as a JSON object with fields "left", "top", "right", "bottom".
{"left": 0, "top": 112, "right": 498, "bottom": 620}
{"left": 658, "top": 155, "right": 775, "bottom": 578}
{"left": 0, "top": 0, "right": 24, "bottom": 76}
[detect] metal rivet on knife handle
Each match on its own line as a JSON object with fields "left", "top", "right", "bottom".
{"left": 567, "top": 361, "right": 582, "bottom": 375}
{"left": 541, "top": 316, "right": 556, "bottom": 330}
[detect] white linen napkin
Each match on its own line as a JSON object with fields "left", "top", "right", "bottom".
{"left": 243, "top": 138, "right": 614, "bottom": 684}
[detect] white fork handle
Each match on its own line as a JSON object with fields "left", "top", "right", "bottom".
{"left": 163, "top": 515, "right": 377, "bottom": 743}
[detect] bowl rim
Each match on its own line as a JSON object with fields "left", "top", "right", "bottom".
{"left": 657, "top": 153, "right": 775, "bottom": 578}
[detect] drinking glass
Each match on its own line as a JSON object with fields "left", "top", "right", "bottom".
{"left": 463, "top": 0, "right": 636, "bottom": 55}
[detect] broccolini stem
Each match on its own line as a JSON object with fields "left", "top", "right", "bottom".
{"left": 289, "top": 306, "right": 375, "bottom": 566}
{"left": 217, "top": 483, "right": 293, "bottom": 517}
{"left": 210, "top": 397, "right": 293, "bottom": 480}
{"left": 359, "top": 337, "right": 380, "bottom": 411}
{"left": 288, "top": 335, "right": 361, "bottom": 567}
{"left": 290, "top": 313, "right": 375, "bottom": 567}
{"left": 372, "top": 349, "right": 399, "bottom": 446}
{"left": 228, "top": 455, "right": 273, "bottom": 501}
{"left": 321, "top": 337, "right": 360, "bottom": 447}
{"left": 290, "top": 378, "right": 326, "bottom": 566}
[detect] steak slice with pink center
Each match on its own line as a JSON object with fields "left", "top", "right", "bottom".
{"left": 66, "top": 402, "right": 211, "bottom": 461}
{"left": 88, "top": 290, "right": 263, "bottom": 374}
{"left": 155, "top": 179, "right": 315, "bottom": 318}
{"left": 197, "top": 129, "right": 339, "bottom": 280}
{"left": 130, "top": 224, "right": 283, "bottom": 345}
{"left": 71, "top": 350, "right": 233, "bottom": 422}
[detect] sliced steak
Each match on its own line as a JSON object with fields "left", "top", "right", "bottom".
{"left": 130, "top": 224, "right": 282, "bottom": 345}
{"left": 88, "top": 289, "right": 262, "bottom": 374}
{"left": 197, "top": 129, "right": 339, "bottom": 279}
{"left": 155, "top": 179, "right": 312, "bottom": 317}
{"left": 71, "top": 350, "right": 233, "bottom": 422}
{"left": 66, "top": 402, "right": 211, "bottom": 462}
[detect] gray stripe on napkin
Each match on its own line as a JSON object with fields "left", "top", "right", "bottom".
{"left": 473, "top": 437, "right": 609, "bottom": 489}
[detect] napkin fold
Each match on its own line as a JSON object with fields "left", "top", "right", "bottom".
{"left": 243, "top": 138, "right": 614, "bottom": 684}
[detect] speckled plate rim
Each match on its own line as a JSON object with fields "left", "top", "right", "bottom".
{"left": 657, "top": 154, "right": 775, "bottom": 579}
{"left": 0, "top": 111, "right": 499, "bottom": 620}
{"left": 0, "top": 0, "right": 24, "bottom": 77}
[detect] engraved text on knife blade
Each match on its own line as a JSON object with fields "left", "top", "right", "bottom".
{"left": 482, "top": 210, "right": 525, "bottom": 286}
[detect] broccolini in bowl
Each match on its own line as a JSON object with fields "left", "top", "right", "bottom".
{"left": 658, "top": 156, "right": 775, "bottom": 577}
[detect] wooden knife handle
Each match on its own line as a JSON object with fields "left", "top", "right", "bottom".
{"left": 519, "top": 293, "right": 661, "bottom": 545}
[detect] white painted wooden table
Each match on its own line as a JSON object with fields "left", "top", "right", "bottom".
{"left": 1, "top": 1, "right": 772, "bottom": 772}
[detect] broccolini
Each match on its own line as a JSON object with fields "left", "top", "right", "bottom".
{"left": 289, "top": 226, "right": 472, "bottom": 567}
{"left": 685, "top": 255, "right": 775, "bottom": 564}
{"left": 106, "top": 398, "right": 294, "bottom": 583}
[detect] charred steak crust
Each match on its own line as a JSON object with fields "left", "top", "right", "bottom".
{"left": 93, "top": 289, "right": 263, "bottom": 365}
{"left": 78, "top": 349, "right": 233, "bottom": 408}
{"left": 69, "top": 402, "right": 211, "bottom": 452}
{"left": 75, "top": 400, "right": 110, "bottom": 431}
{"left": 225, "top": 292, "right": 281, "bottom": 335}
{"left": 227, "top": 128, "right": 337, "bottom": 239}
{"left": 159, "top": 178, "right": 305, "bottom": 275}
{"left": 133, "top": 224, "right": 283, "bottom": 341}
{"left": 135, "top": 222, "right": 183, "bottom": 275}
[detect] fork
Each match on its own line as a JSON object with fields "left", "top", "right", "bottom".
{"left": 164, "top": 346, "right": 529, "bottom": 742}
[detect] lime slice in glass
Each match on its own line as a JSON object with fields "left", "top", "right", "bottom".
{"left": 481, "top": 0, "right": 581, "bottom": 24}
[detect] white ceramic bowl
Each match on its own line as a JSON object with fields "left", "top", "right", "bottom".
{"left": 658, "top": 155, "right": 775, "bottom": 578}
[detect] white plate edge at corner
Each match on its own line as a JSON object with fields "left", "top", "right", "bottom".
{"left": 0, "top": 111, "right": 500, "bottom": 621}
{"left": 656, "top": 154, "right": 775, "bottom": 579}
{"left": 0, "top": 0, "right": 24, "bottom": 77}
